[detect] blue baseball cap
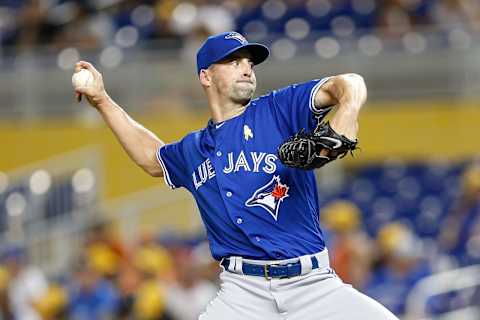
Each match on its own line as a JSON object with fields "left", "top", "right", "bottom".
{"left": 196, "top": 32, "right": 270, "bottom": 75}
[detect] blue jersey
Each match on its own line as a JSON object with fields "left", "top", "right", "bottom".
{"left": 157, "top": 78, "right": 330, "bottom": 261}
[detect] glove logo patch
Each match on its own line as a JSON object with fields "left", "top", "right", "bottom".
{"left": 319, "top": 137, "right": 342, "bottom": 149}
{"left": 245, "top": 175, "right": 289, "bottom": 221}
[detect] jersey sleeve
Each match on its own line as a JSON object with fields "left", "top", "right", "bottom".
{"left": 156, "top": 138, "right": 189, "bottom": 189}
{"left": 269, "top": 77, "right": 331, "bottom": 134}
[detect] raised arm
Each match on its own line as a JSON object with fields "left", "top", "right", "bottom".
{"left": 277, "top": 74, "right": 367, "bottom": 169}
{"left": 314, "top": 73, "right": 367, "bottom": 140}
{"left": 73, "top": 61, "right": 164, "bottom": 177}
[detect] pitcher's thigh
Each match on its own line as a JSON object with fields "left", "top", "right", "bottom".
{"left": 291, "top": 284, "right": 399, "bottom": 320}
{"left": 199, "top": 273, "right": 282, "bottom": 320}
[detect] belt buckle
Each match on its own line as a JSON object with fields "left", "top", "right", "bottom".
{"left": 264, "top": 264, "right": 271, "bottom": 280}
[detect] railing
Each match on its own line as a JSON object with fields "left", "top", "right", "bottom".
{"left": 25, "top": 184, "right": 201, "bottom": 276}
{"left": 100, "top": 184, "right": 202, "bottom": 243}
{"left": 1, "top": 29, "right": 479, "bottom": 120}
{"left": 0, "top": 147, "right": 101, "bottom": 274}
{"left": 404, "top": 265, "right": 480, "bottom": 320}
{"left": 0, "top": 140, "right": 207, "bottom": 275}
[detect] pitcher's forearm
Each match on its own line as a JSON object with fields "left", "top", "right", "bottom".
{"left": 72, "top": 61, "right": 164, "bottom": 177}
{"left": 329, "top": 107, "right": 359, "bottom": 141}
{"left": 97, "top": 94, "right": 164, "bottom": 177}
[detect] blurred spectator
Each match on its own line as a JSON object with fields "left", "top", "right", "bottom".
{"left": 438, "top": 159, "right": 480, "bottom": 263}
{"left": 9, "top": 0, "right": 54, "bottom": 52}
{"left": 84, "top": 220, "right": 130, "bottom": 279}
{"left": 170, "top": 0, "right": 234, "bottom": 65}
{"left": 0, "top": 265, "right": 11, "bottom": 319}
{"left": 430, "top": 0, "right": 480, "bottom": 32}
{"left": 376, "top": 0, "right": 433, "bottom": 38}
{"left": 464, "top": 218, "right": 480, "bottom": 264}
{"left": 164, "top": 242, "right": 217, "bottom": 320}
{"left": 51, "top": 2, "right": 113, "bottom": 51}
{"left": 168, "top": 0, "right": 234, "bottom": 37}
{"left": 133, "top": 234, "right": 174, "bottom": 320}
{"left": 2, "top": 245, "right": 48, "bottom": 320}
{"left": 115, "top": 264, "right": 139, "bottom": 319}
{"left": 321, "top": 200, "right": 374, "bottom": 290}
{"left": 133, "top": 231, "right": 175, "bottom": 282}
{"left": 364, "top": 222, "right": 431, "bottom": 316}
{"left": 67, "top": 258, "right": 120, "bottom": 320}
{"left": 33, "top": 284, "right": 68, "bottom": 320}
{"left": 133, "top": 278, "right": 169, "bottom": 320}
{"left": 190, "top": 240, "right": 221, "bottom": 284}
{"left": 85, "top": 242, "right": 120, "bottom": 279}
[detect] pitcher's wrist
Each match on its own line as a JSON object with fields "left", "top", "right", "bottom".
{"left": 94, "top": 91, "right": 112, "bottom": 110}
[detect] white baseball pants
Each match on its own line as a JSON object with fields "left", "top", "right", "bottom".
{"left": 199, "top": 250, "right": 398, "bottom": 320}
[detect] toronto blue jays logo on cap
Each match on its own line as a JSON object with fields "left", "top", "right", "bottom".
{"left": 196, "top": 31, "right": 269, "bottom": 74}
{"left": 224, "top": 32, "right": 248, "bottom": 45}
{"left": 245, "top": 175, "right": 289, "bottom": 221}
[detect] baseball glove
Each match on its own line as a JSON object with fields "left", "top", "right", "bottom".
{"left": 278, "top": 116, "right": 358, "bottom": 170}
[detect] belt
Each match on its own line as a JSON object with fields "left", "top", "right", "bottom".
{"left": 221, "top": 255, "right": 320, "bottom": 279}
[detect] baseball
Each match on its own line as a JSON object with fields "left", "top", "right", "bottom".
{"left": 72, "top": 69, "right": 93, "bottom": 89}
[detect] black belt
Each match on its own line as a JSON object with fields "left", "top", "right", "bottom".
{"left": 221, "top": 256, "right": 320, "bottom": 279}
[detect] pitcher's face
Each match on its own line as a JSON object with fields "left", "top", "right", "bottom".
{"left": 209, "top": 49, "right": 257, "bottom": 106}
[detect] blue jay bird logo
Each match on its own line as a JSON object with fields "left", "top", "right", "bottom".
{"left": 225, "top": 32, "right": 248, "bottom": 45}
{"left": 245, "top": 175, "right": 289, "bottom": 221}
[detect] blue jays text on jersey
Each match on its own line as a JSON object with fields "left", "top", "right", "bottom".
{"left": 157, "top": 78, "right": 331, "bottom": 261}
{"left": 192, "top": 151, "right": 278, "bottom": 190}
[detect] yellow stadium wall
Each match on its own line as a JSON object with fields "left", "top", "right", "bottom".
{"left": 2, "top": 101, "right": 479, "bottom": 199}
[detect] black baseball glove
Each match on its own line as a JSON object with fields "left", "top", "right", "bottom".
{"left": 278, "top": 113, "right": 358, "bottom": 170}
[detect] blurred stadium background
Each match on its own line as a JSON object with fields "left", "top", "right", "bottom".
{"left": 1, "top": 0, "right": 480, "bottom": 319}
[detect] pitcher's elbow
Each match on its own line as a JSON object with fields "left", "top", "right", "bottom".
{"left": 342, "top": 73, "right": 366, "bottom": 90}
{"left": 146, "top": 166, "right": 164, "bottom": 178}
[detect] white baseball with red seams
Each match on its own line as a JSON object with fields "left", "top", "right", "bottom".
{"left": 71, "top": 69, "right": 93, "bottom": 89}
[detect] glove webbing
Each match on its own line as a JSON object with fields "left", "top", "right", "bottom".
{"left": 278, "top": 115, "right": 358, "bottom": 170}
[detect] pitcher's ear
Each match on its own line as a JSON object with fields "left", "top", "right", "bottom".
{"left": 199, "top": 69, "right": 211, "bottom": 87}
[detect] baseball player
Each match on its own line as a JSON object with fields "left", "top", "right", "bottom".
{"left": 73, "top": 32, "right": 398, "bottom": 319}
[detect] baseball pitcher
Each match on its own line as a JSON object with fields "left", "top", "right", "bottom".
{"left": 73, "top": 32, "right": 398, "bottom": 320}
